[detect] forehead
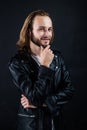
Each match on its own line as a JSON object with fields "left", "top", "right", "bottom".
{"left": 33, "top": 15, "right": 52, "bottom": 28}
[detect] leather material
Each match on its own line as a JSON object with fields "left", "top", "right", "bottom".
{"left": 17, "top": 107, "right": 52, "bottom": 130}
{"left": 8, "top": 48, "right": 74, "bottom": 130}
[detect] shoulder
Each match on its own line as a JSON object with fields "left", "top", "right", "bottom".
{"left": 52, "top": 49, "right": 61, "bottom": 55}
{"left": 8, "top": 50, "right": 30, "bottom": 66}
{"left": 52, "top": 49, "right": 64, "bottom": 58}
{"left": 52, "top": 49, "right": 66, "bottom": 66}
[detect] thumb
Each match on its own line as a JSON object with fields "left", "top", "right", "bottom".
{"left": 40, "top": 46, "right": 44, "bottom": 52}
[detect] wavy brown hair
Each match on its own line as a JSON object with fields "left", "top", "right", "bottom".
{"left": 17, "top": 10, "right": 54, "bottom": 50}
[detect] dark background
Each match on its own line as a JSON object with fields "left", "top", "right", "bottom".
{"left": 0, "top": 0, "right": 87, "bottom": 130}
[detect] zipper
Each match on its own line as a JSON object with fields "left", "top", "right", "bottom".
{"left": 18, "top": 113, "right": 36, "bottom": 117}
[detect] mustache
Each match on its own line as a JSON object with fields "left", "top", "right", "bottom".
{"left": 41, "top": 37, "right": 50, "bottom": 40}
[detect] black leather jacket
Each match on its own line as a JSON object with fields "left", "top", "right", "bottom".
{"left": 8, "top": 48, "right": 74, "bottom": 130}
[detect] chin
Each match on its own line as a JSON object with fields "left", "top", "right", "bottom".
{"left": 42, "top": 42, "right": 49, "bottom": 46}
{"left": 41, "top": 44, "right": 49, "bottom": 48}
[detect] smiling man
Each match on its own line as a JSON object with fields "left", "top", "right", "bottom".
{"left": 30, "top": 15, "right": 53, "bottom": 48}
{"left": 9, "top": 10, "right": 74, "bottom": 130}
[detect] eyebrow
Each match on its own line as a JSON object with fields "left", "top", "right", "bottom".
{"left": 39, "top": 26, "right": 53, "bottom": 28}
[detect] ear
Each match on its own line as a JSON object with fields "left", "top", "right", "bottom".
{"left": 27, "top": 29, "right": 31, "bottom": 37}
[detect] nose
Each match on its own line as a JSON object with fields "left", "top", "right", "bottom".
{"left": 44, "top": 29, "right": 49, "bottom": 36}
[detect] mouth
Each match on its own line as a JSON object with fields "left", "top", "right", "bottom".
{"left": 41, "top": 39, "right": 50, "bottom": 42}
{"left": 41, "top": 37, "right": 50, "bottom": 40}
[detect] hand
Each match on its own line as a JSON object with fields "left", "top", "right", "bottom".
{"left": 21, "top": 94, "right": 37, "bottom": 108}
{"left": 40, "top": 45, "right": 54, "bottom": 67}
{"left": 21, "top": 95, "right": 47, "bottom": 108}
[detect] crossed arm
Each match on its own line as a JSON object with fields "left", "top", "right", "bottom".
{"left": 21, "top": 94, "right": 46, "bottom": 108}
{"left": 9, "top": 52, "right": 74, "bottom": 114}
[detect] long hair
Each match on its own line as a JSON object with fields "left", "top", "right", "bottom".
{"left": 17, "top": 10, "right": 54, "bottom": 50}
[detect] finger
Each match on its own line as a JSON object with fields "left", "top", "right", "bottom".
{"left": 21, "top": 94, "right": 25, "bottom": 97}
{"left": 21, "top": 94, "right": 27, "bottom": 99}
{"left": 21, "top": 99, "right": 26, "bottom": 103}
{"left": 21, "top": 100, "right": 25, "bottom": 104}
{"left": 21, "top": 97, "right": 28, "bottom": 103}
{"left": 46, "top": 44, "right": 50, "bottom": 49}
{"left": 22, "top": 102, "right": 37, "bottom": 108}
{"left": 23, "top": 103, "right": 36, "bottom": 108}
{"left": 50, "top": 50, "right": 53, "bottom": 54}
{"left": 28, "top": 105, "right": 37, "bottom": 108}
{"left": 21, "top": 100, "right": 28, "bottom": 104}
{"left": 44, "top": 45, "right": 50, "bottom": 51}
{"left": 48, "top": 49, "right": 52, "bottom": 52}
{"left": 40, "top": 46, "right": 44, "bottom": 52}
{"left": 21, "top": 102, "right": 28, "bottom": 107}
{"left": 21, "top": 95, "right": 28, "bottom": 100}
{"left": 21, "top": 95, "right": 27, "bottom": 101}
{"left": 23, "top": 104, "right": 29, "bottom": 108}
{"left": 21, "top": 97, "right": 27, "bottom": 102}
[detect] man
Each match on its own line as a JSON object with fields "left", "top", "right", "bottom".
{"left": 9, "top": 10, "right": 74, "bottom": 130}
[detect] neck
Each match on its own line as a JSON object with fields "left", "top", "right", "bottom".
{"left": 30, "top": 41, "right": 41, "bottom": 56}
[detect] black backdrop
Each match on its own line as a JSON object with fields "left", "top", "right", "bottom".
{"left": 0, "top": 0, "right": 87, "bottom": 130}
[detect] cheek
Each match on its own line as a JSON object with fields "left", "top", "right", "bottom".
{"left": 49, "top": 32, "right": 53, "bottom": 37}
{"left": 38, "top": 31, "right": 44, "bottom": 35}
{"left": 35, "top": 31, "right": 43, "bottom": 37}
{"left": 37, "top": 32, "right": 45, "bottom": 39}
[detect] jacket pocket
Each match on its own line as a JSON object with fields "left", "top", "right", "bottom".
{"left": 17, "top": 113, "right": 38, "bottom": 130}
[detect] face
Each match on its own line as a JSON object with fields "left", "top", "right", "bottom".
{"left": 30, "top": 16, "right": 53, "bottom": 48}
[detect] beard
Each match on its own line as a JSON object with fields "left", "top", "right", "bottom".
{"left": 30, "top": 32, "right": 53, "bottom": 48}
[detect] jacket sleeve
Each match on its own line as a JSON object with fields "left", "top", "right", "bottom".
{"left": 9, "top": 58, "right": 54, "bottom": 107}
{"left": 45, "top": 54, "right": 74, "bottom": 114}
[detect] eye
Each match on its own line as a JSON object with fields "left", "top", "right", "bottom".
{"left": 38, "top": 27, "right": 44, "bottom": 31}
{"left": 48, "top": 28, "right": 52, "bottom": 32}
{"left": 39, "top": 28, "right": 43, "bottom": 31}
